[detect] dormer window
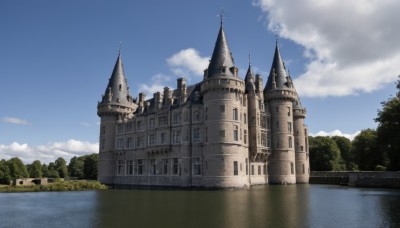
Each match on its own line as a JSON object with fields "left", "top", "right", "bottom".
{"left": 221, "top": 66, "right": 226, "bottom": 74}
{"left": 119, "top": 84, "right": 122, "bottom": 91}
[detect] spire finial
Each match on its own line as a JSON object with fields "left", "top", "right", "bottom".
{"left": 248, "top": 52, "right": 251, "bottom": 66}
{"left": 118, "top": 42, "right": 122, "bottom": 55}
{"left": 274, "top": 27, "right": 279, "bottom": 46}
{"left": 217, "top": 8, "right": 225, "bottom": 26}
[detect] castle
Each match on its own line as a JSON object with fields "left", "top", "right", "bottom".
{"left": 97, "top": 22, "right": 310, "bottom": 188}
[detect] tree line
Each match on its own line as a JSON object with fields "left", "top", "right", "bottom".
{"left": 310, "top": 77, "right": 400, "bottom": 171}
{"left": 0, "top": 153, "right": 98, "bottom": 184}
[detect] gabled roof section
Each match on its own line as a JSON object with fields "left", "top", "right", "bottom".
{"left": 101, "top": 53, "right": 132, "bottom": 106}
{"left": 207, "top": 23, "right": 235, "bottom": 78}
{"left": 264, "top": 43, "right": 290, "bottom": 91}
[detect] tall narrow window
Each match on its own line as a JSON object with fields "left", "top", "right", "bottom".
{"left": 137, "top": 121, "right": 142, "bottom": 131}
{"left": 127, "top": 160, "right": 133, "bottom": 175}
{"left": 193, "top": 158, "right": 201, "bottom": 175}
{"left": 193, "top": 128, "right": 200, "bottom": 142}
{"left": 220, "top": 105, "right": 225, "bottom": 113}
{"left": 233, "top": 161, "right": 238, "bottom": 176}
{"left": 138, "top": 159, "right": 144, "bottom": 175}
{"left": 163, "top": 159, "right": 168, "bottom": 174}
{"left": 287, "top": 107, "right": 291, "bottom": 116}
{"left": 151, "top": 159, "right": 156, "bottom": 175}
{"left": 244, "top": 113, "right": 247, "bottom": 124}
{"left": 233, "top": 108, "right": 238, "bottom": 120}
{"left": 173, "top": 130, "right": 181, "bottom": 144}
{"left": 173, "top": 112, "right": 181, "bottom": 124}
{"left": 288, "top": 122, "right": 292, "bottom": 133}
{"left": 117, "top": 160, "right": 124, "bottom": 175}
{"left": 173, "top": 158, "right": 179, "bottom": 175}
{"left": 233, "top": 126, "right": 238, "bottom": 141}
{"left": 244, "top": 130, "right": 247, "bottom": 144}
{"left": 258, "top": 165, "right": 261, "bottom": 175}
{"left": 290, "top": 163, "right": 294, "bottom": 174}
{"left": 245, "top": 158, "right": 248, "bottom": 175}
{"left": 289, "top": 136, "right": 293, "bottom": 148}
{"left": 251, "top": 165, "right": 254, "bottom": 175}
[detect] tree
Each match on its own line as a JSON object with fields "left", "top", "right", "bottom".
{"left": 7, "top": 157, "right": 29, "bottom": 179}
{"left": 331, "top": 136, "right": 352, "bottom": 169}
{"left": 352, "top": 129, "right": 386, "bottom": 170}
{"left": 83, "top": 154, "right": 98, "bottom": 180}
{"left": 69, "top": 156, "right": 84, "bottom": 179}
{"left": 47, "top": 162, "right": 60, "bottom": 178}
{"left": 309, "top": 136, "right": 343, "bottom": 171}
{"left": 375, "top": 76, "right": 400, "bottom": 170}
{"left": 55, "top": 157, "right": 68, "bottom": 178}
{"left": 41, "top": 164, "right": 49, "bottom": 177}
{"left": 0, "top": 159, "right": 11, "bottom": 184}
{"left": 28, "top": 160, "right": 43, "bottom": 178}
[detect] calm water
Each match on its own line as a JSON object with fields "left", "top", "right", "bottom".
{"left": 1, "top": 185, "right": 400, "bottom": 228}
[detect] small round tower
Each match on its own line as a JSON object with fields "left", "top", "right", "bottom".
{"left": 97, "top": 53, "right": 137, "bottom": 185}
{"left": 293, "top": 98, "right": 310, "bottom": 183}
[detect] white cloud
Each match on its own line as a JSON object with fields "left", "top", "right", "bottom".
{"left": 0, "top": 140, "right": 98, "bottom": 164}
{"left": 166, "top": 48, "right": 209, "bottom": 78}
{"left": 2, "top": 117, "right": 30, "bottom": 125}
{"left": 310, "top": 130, "right": 361, "bottom": 141}
{"left": 138, "top": 73, "right": 171, "bottom": 95}
{"left": 255, "top": 0, "right": 400, "bottom": 97}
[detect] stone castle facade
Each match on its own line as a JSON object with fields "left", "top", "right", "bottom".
{"left": 97, "top": 23, "right": 310, "bottom": 188}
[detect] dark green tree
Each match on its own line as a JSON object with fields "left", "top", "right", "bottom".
{"left": 7, "top": 157, "right": 29, "bottom": 179}
{"left": 309, "top": 136, "right": 343, "bottom": 171}
{"left": 47, "top": 162, "right": 60, "bottom": 178}
{"left": 41, "top": 164, "right": 49, "bottom": 177}
{"left": 83, "top": 154, "right": 98, "bottom": 180}
{"left": 0, "top": 159, "right": 11, "bottom": 184}
{"left": 28, "top": 160, "right": 43, "bottom": 178}
{"left": 352, "top": 129, "right": 386, "bottom": 170}
{"left": 375, "top": 76, "right": 400, "bottom": 170}
{"left": 68, "top": 156, "right": 84, "bottom": 179}
{"left": 331, "top": 136, "right": 352, "bottom": 169}
{"left": 55, "top": 157, "right": 68, "bottom": 178}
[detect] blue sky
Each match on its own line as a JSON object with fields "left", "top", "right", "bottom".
{"left": 1, "top": 0, "right": 399, "bottom": 163}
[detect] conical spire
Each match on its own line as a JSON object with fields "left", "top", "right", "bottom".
{"left": 245, "top": 63, "right": 256, "bottom": 93}
{"left": 102, "top": 53, "right": 132, "bottom": 106}
{"left": 264, "top": 42, "right": 290, "bottom": 91}
{"left": 207, "top": 23, "right": 235, "bottom": 78}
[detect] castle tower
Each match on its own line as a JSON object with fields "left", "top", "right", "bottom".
{"left": 293, "top": 95, "right": 310, "bottom": 183}
{"left": 200, "top": 22, "right": 249, "bottom": 187}
{"left": 245, "top": 63, "right": 269, "bottom": 184}
{"left": 264, "top": 42, "right": 297, "bottom": 184}
{"left": 97, "top": 53, "right": 137, "bottom": 184}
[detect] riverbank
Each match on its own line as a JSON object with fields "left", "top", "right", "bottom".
{"left": 0, "top": 180, "right": 107, "bottom": 193}
{"left": 310, "top": 171, "right": 400, "bottom": 188}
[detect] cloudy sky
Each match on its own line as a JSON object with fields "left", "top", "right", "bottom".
{"left": 1, "top": 0, "right": 399, "bottom": 164}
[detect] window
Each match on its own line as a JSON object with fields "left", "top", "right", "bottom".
{"left": 194, "top": 111, "right": 200, "bottom": 121}
{"left": 127, "top": 160, "right": 133, "bottom": 175}
{"left": 126, "top": 137, "right": 133, "bottom": 149}
{"left": 221, "top": 66, "right": 226, "bottom": 74}
{"left": 244, "top": 113, "right": 247, "bottom": 124}
{"left": 137, "top": 136, "right": 144, "bottom": 148}
{"left": 149, "top": 134, "right": 156, "bottom": 145}
{"left": 261, "top": 133, "right": 266, "bottom": 146}
{"left": 117, "top": 160, "right": 124, "bottom": 175}
{"left": 173, "top": 112, "right": 181, "bottom": 124}
{"left": 302, "top": 164, "right": 305, "bottom": 174}
{"left": 138, "top": 159, "right": 144, "bottom": 175}
{"left": 233, "top": 126, "right": 239, "bottom": 141}
{"left": 301, "top": 146, "right": 304, "bottom": 151}
{"left": 275, "top": 121, "right": 279, "bottom": 129}
{"left": 150, "top": 159, "right": 156, "bottom": 175}
{"left": 220, "top": 130, "right": 225, "bottom": 138}
{"left": 160, "top": 132, "right": 167, "bottom": 144}
{"left": 205, "top": 127, "right": 208, "bottom": 142}
{"left": 149, "top": 118, "right": 155, "bottom": 129}
{"left": 288, "top": 122, "right": 292, "bottom": 133}
{"left": 173, "top": 130, "right": 181, "bottom": 144}
{"left": 290, "top": 163, "right": 294, "bottom": 174}
{"left": 101, "top": 126, "right": 106, "bottom": 135}
{"left": 233, "top": 161, "right": 238, "bottom": 176}
{"left": 173, "top": 158, "right": 179, "bottom": 175}
{"left": 137, "top": 121, "right": 142, "bottom": 131}
{"left": 289, "top": 136, "right": 293, "bottom": 148}
{"left": 163, "top": 159, "right": 168, "bottom": 174}
{"left": 193, "top": 158, "right": 201, "bottom": 175}
{"left": 220, "top": 105, "right": 225, "bottom": 113}
{"left": 117, "top": 124, "right": 124, "bottom": 134}
{"left": 158, "top": 116, "right": 167, "bottom": 126}
{"left": 125, "top": 122, "right": 133, "bottom": 132}
{"left": 244, "top": 130, "right": 247, "bottom": 144}
{"left": 193, "top": 128, "right": 200, "bottom": 142}
{"left": 101, "top": 138, "right": 105, "bottom": 150}
{"left": 258, "top": 165, "right": 261, "bottom": 175}
{"left": 233, "top": 108, "right": 238, "bottom": 120}
{"left": 116, "top": 138, "right": 124, "bottom": 149}
{"left": 245, "top": 158, "right": 248, "bottom": 175}
{"left": 251, "top": 165, "right": 254, "bottom": 175}
{"left": 263, "top": 165, "right": 266, "bottom": 174}
{"left": 205, "top": 107, "right": 208, "bottom": 120}
{"left": 288, "top": 107, "right": 291, "bottom": 116}
{"left": 184, "top": 111, "right": 189, "bottom": 122}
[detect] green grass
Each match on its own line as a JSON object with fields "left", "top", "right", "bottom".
{"left": 0, "top": 180, "right": 107, "bottom": 193}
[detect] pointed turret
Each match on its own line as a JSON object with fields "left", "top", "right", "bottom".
{"left": 245, "top": 64, "right": 256, "bottom": 93}
{"left": 264, "top": 43, "right": 290, "bottom": 91}
{"left": 98, "top": 53, "right": 137, "bottom": 117}
{"left": 206, "top": 23, "right": 237, "bottom": 78}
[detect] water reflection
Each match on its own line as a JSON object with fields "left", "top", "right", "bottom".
{"left": 0, "top": 185, "right": 399, "bottom": 228}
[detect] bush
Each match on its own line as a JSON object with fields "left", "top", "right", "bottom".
{"left": 374, "top": 165, "right": 386, "bottom": 171}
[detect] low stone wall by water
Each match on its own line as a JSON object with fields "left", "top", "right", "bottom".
{"left": 310, "top": 171, "right": 400, "bottom": 188}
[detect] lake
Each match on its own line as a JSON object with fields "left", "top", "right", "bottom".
{"left": 1, "top": 185, "right": 399, "bottom": 228}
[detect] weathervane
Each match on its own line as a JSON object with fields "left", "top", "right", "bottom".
{"left": 217, "top": 8, "right": 225, "bottom": 25}
{"left": 119, "top": 41, "right": 122, "bottom": 54}
{"left": 274, "top": 26, "right": 279, "bottom": 45}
